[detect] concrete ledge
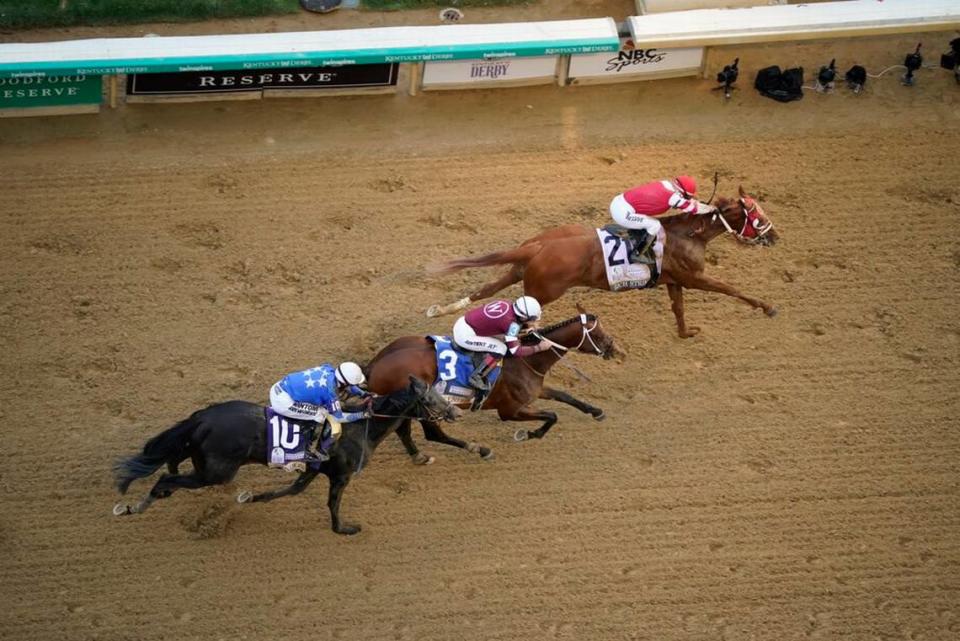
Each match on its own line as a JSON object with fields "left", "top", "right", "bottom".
{"left": 629, "top": 0, "right": 960, "bottom": 49}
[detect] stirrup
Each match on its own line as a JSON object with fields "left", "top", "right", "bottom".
{"left": 470, "top": 389, "right": 488, "bottom": 411}
{"left": 644, "top": 266, "right": 661, "bottom": 289}
{"left": 468, "top": 371, "right": 491, "bottom": 392}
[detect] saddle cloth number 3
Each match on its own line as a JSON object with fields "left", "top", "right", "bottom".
{"left": 438, "top": 349, "right": 458, "bottom": 381}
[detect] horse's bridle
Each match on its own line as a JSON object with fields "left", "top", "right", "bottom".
{"left": 712, "top": 199, "right": 774, "bottom": 244}
{"left": 522, "top": 314, "right": 606, "bottom": 377}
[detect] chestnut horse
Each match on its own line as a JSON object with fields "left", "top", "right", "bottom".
{"left": 427, "top": 187, "right": 779, "bottom": 338}
{"left": 365, "top": 308, "right": 619, "bottom": 462}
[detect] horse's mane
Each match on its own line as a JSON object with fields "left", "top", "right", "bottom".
{"left": 521, "top": 314, "right": 595, "bottom": 345}
{"left": 371, "top": 386, "right": 414, "bottom": 414}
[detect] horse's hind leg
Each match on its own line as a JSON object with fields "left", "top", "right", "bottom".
{"left": 115, "top": 457, "right": 236, "bottom": 516}
{"left": 426, "top": 266, "right": 522, "bottom": 317}
{"left": 540, "top": 386, "right": 604, "bottom": 421}
{"left": 421, "top": 420, "right": 494, "bottom": 461}
{"left": 469, "top": 265, "right": 523, "bottom": 301}
{"left": 116, "top": 473, "right": 214, "bottom": 516}
{"left": 241, "top": 468, "right": 320, "bottom": 504}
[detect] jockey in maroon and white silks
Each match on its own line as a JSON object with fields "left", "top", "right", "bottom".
{"left": 453, "top": 296, "right": 547, "bottom": 392}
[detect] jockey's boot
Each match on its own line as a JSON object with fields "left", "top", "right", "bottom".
{"left": 469, "top": 354, "right": 497, "bottom": 411}
{"left": 304, "top": 421, "right": 333, "bottom": 464}
{"left": 644, "top": 261, "right": 661, "bottom": 289}
{"left": 625, "top": 230, "right": 654, "bottom": 265}
{"left": 630, "top": 231, "right": 658, "bottom": 265}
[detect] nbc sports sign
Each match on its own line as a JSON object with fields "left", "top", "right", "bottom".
{"left": 567, "top": 39, "right": 703, "bottom": 84}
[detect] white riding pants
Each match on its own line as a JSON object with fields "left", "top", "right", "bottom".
{"left": 269, "top": 383, "right": 327, "bottom": 422}
{"left": 609, "top": 194, "right": 666, "bottom": 270}
{"left": 609, "top": 193, "right": 663, "bottom": 237}
{"left": 453, "top": 317, "right": 508, "bottom": 356}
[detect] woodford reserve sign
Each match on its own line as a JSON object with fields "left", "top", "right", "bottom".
{"left": 126, "top": 63, "right": 399, "bottom": 97}
{"left": 0, "top": 74, "right": 102, "bottom": 115}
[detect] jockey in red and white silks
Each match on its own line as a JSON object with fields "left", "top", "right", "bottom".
{"left": 609, "top": 176, "right": 718, "bottom": 268}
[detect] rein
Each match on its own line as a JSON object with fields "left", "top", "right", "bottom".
{"left": 523, "top": 314, "right": 604, "bottom": 378}
{"left": 357, "top": 390, "right": 433, "bottom": 473}
{"left": 370, "top": 392, "right": 448, "bottom": 423}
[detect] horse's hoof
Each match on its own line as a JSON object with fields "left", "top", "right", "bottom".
{"left": 480, "top": 448, "right": 495, "bottom": 461}
{"left": 425, "top": 304, "right": 442, "bottom": 318}
{"left": 335, "top": 524, "right": 362, "bottom": 536}
{"left": 513, "top": 429, "right": 529, "bottom": 442}
{"left": 679, "top": 327, "right": 701, "bottom": 339}
{"left": 765, "top": 307, "right": 778, "bottom": 318}
{"left": 112, "top": 503, "right": 131, "bottom": 516}
{"left": 236, "top": 490, "right": 253, "bottom": 504}
{"left": 412, "top": 453, "right": 435, "bottom": 466}
{"left": 592, "top": 410, "right": 606, "bottom": 422}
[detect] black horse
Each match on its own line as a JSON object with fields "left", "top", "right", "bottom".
{"left": 113, "top": 377, "right": 459, "bottom": 535}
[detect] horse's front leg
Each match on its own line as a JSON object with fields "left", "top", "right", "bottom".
{"left": 238, "top": 468, "right": 320, "bottom": 504}
{"left": 327, "top": 472, "right": 360, "bottom": 536}
{"left": 508, "top": 406, "right": 559, "bottom": 442}
{"left": 396, "top": 420, "right": 435, "bottom": 466}
{"left": 666, "top": 283, "right": 700, "bottom": 338}
{"left": 683, "top": 273, "right": 777, "bottom": 317}
{"left": 421, "top": 420, "right": 494, "bottom": 461}
{"left": 539, "top": 386, "right": 604, "bottom": 421}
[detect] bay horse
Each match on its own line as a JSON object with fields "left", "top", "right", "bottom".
{"left": 427, "top": 187, "right": 779, "bottom": 338}
{"left": 365, "top": 307, "right": 620, "bottom": 463}
{"left": 113, "top": 377, "right": 459, "bottom": 535}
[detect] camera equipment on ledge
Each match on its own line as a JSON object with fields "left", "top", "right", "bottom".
{"left": 940, "top": 37, "right": 960, "bottom": 85}
{"left": 902, "top": 43, "right": 923, "bottom": 86}
{"left": 715, "top": 58, "right": 740, "bottom": 100}
{"left": 816, "top": 58, "right": 837, "bottom": 93}
{"left": 844, "top": 65, "right": 867, "bottom": 94}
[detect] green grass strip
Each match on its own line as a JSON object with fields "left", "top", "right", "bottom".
{"left": 0, "top": 0, "right": 301, "bottom": 30}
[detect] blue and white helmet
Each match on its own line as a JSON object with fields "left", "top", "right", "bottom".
{"left": 335, "top": 362, "right": 366, "bottom": 387}
{"left": 513, "top": 296, "right": 542, "bottom": 322}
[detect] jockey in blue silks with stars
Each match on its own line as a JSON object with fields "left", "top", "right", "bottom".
{"left": 269, "top": 362, "right": 371, "bottom": 460}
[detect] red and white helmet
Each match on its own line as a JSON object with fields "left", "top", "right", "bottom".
{"left": 675, "top": 175, "right": 697, "bottom": 197}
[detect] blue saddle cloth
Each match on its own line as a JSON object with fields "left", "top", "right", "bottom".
{"left": 429, "top": 336, "right": 502, "bottom": 402}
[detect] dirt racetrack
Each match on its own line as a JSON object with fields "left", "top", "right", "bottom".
{"left": 2, "top": 20, "right": 960, "bottom": 641}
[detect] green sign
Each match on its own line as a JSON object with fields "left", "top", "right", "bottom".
{"left": 0, "top": 74, "right": 101, "bottom": 110}
{"left": 0, "top": 39, "right": 619, "bottom": 79}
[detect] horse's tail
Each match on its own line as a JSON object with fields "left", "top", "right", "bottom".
{"left": 113, "top": 412, "right": 201, "bottom": 494}
{"left": 428, "top": 242, "right": 542, "bottom": 274}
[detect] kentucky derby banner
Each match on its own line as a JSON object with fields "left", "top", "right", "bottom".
{"left": 422, "top": 56, "right": 559, "bottom": 89}
{"left": 567, "top": 39, "right": 703, "bottom": 84}
{"left": 126, "top": 63, "right": 399, "bottom": 95}
{"left": 0, "top": 74, "right": 101, "bottom": 114}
